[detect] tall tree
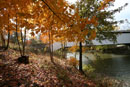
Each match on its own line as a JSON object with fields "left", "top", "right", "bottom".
{"left": 76, "top": 0, "right": 127, "bottom": 71}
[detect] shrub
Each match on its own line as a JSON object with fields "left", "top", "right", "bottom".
{"left": 68, "top": 57, "right": 79, "bottom": 67}
{"left": 83, "top": 64, "right": 95, "bottom": 74}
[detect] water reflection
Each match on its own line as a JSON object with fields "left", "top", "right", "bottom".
{"left": 67, "top": 52, "right": 130, "bottom": 81}
{"left": 93, "top": 55, "right": 130, "bottom": 81}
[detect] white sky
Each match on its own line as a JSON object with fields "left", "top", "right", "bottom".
{"left": 66, "top": 0, "right": 130, "bottom": 30}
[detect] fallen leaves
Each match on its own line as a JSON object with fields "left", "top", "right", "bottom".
{"left": 0, "top": 49, "right": 96, "bottom": 87}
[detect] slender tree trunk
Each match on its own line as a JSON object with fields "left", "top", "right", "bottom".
{"left": 21, "top": 30, "right": 24, "bottom": 55}
{"left": 51, "top": 35, "right": 54, "bottom": 61}
{"left": 20, "top": 9, "right": 24, "bottom": 56}
{"left": 5, "top": 14, "right": 10, "bottom": 50}
{"left": 49, "top": 30, "right": 54, "bottom": 63}
{"left": 63, "top": 42, "right": 66, "bottom": 58}
{"left": 16, "top": 16, "right": 29, "bottom": 64}
{"left": 79, "top": 42, "right": 83, "bottom": 72}
{"left": 15, "top": 14, "right": 22, "bottom": 56}
{"left": 1, "top": 33, "right": 6, "bottom": 47}
{"left": 61, "top": 43, "right": 63, "bottom": 58}
{"left": 0, "top": 32, "right": 1, "bottom": 46}
{"left": 23, "top": 28, "right": 27, "bottom": 56}
{"left": 5, "top": 31, "right": 10, "bottom": 50}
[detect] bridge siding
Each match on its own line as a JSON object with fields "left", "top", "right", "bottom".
{"left": 92, "top": 33, "right": 130, "bottom": 45}
{"left": 53, "top": 32, "right": 130, "bottom": 50}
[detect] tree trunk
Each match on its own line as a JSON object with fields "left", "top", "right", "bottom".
{"left": 5, "top": 31, "right": 10, "bottom": 50}
{"left": 51, "top": 36, "right": 54, "bottom": 62}
{"left": 79, "top": 42, "right": 83, "bottom": 72}
{"left": 1, "top": 33, "right": 6, "bottom": 47}
{"left": 5, "top": 14, "right": 10, "bottom": 50}
{"left": 21, "top": 30, "right": 24, "bottom": 55}
{"left": 15, "top": 14, "right": 22, "bottom": 56}
{"left": 23, "top": 27, "right": 27, "bottom": 56}
{"left": 61, "top": 43, "right": 63, "bottom": 58}
{"left": 49, "top": 30, "right": 54, "bottom": 63}
{"left": 63, "top": 42, "right": 66, "bottom": 58}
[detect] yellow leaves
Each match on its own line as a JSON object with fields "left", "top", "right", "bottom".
{"left": 104, "top": 0, "right": 115, "bottom": 3}
{"left": 40, "top": 30, "right": 56, "bottom": 44}
{"left": 80, "top": 22, "right": 86, "bottom": 30}
{"left": 36, "top": 29, "right": 40, "bottom": 34}
{"left": 0, "top": 0, "right": 100, "bottom": 45}
{"left": 55, "top": 36, "right": 66, "bottom": 43}
{"left": 82, "top": 47, "right": 87, "bottom": 53}
{"left": 69, "top": 45, "right": 79, "bottom": 52}
{"left": 89, "top": 30, "right": 96, "bottom": 40}
{"left": 69, "top": 5, "right": 75, "bottom": 9}
{"left": 30, "top": 32, "right": 35, "bottom": 36}
{"left": 68, "top": 57, "right": 79, "bottom": 67}
{"left": 98, "top": 1, "right": 106, "bottom": 10}
{"left": 83, "top": 29, "right": 88, "bottom": 36}
{"left": 85, "top": 16, "right": 98, "bottom": 26}
{"left": 40, "top": 33, "right": 49, "bottom": 43}
{"left": 91, "top": 16, "right": 98, "bottom": 26}
{"left": 43, "top": 13, "right": 48, "bottom": 18}
{"left": 41, "top": 36, "right": 49, "bottom": 43}
{"left": 98, "top": 0, "right": 115, "bottom": 10}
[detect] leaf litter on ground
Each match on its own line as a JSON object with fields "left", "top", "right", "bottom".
{"left": 0, "top": 49, "right": 96, "bottom": 87}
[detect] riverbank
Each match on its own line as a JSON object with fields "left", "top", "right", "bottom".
{"left": 1, "top": 49, "right": 130, "bottom": 87}
{"left": 86, "top": 49, "right": 130, "bottom": 87}
{"left": 66, "top": 47, "right": 130, "bottom": 87}
{"left": 0, "top": 49, "right": 97, "bottom": 87}
{"left": 86, "top": 72, "right": 130, "bottom": 87}
{"left": 101, "top": 45, "right": 130, "bottom": 55}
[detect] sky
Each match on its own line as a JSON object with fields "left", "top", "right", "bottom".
{"left": 66, "top": 0, "right": 130, "bottom": 30}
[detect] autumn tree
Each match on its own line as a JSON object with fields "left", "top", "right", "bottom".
{"left": 76, "top": 0, "right": 128, "bottom": 71}
{"left": 0, "top": 0, "right": 72, "bottom": 63}
{"left": 35, "top": 0, "right": 76, "bottom": 63}
{"left": 15, "top": 1, "right": 37, "bottom": 64}
{"left": 1, "top": 0, "right": 126, "bottom": 67}
{"left": 0, "top": 0, "right": 35, "bottom": 63}
{"left": 0, "top": 1, "right": 14, "bottom": 50}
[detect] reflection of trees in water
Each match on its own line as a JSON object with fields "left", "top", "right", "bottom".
{"left": 91, "top": 54, "right": 130, "bottom": 81}
{"left": 67, "top": 52, "right": 130, "bottom": 82}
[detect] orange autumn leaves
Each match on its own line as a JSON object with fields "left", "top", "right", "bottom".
{"left": 68, "top": 57, "right": 79, "bottom": 67}
{"left": 89, "top": 30, "right": 96, "bottom": 40}
{"left": 0, "top": 0, "right": 115, "bottom": 45}
{"left": 69, "top": 45, "right": 79, "bottom": 52}
{"left": 69, "top": 45, "right": 87, "bottom": 53}
{"left": 38, "top": 0, "right": 116, "bottom": 49}
{"left": 99, "top": 0, "right": 115, "bottom": 10}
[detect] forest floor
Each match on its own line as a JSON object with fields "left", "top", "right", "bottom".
{"left": 0, "top": 49, "right": 97, "bottom": 87}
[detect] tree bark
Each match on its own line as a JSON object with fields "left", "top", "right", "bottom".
{"left": 23, "top": 27, "right": 27, "bottom": 56}
{"left": 49, "top": 30, "right": 54, "bottom": 63}
{"left": 63, "top": 42, "right": 66, "bottom": 58}
{"left": 51, "top": 35, "right": 54, "bottom": 62}
{"left": 5, "top": 31, "right": 10, "bottom": 50}
{"left": 5, "top": 14, "right": 10, "bottom": 50}
{"left": 79, "top": 42, "right": 83, "bottom": 72}
{"left": 1, "top": 33, "right": 6, "bottom": 47}
{"left": 15, "top": 14, "right": 22, "bottom": 56}
{"left": 20, "top": 30, "right": 24, "bottom": 55}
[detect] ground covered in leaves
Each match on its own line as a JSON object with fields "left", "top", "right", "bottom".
{"left": 0, "top": 49, "right": 96, "bottom": 87}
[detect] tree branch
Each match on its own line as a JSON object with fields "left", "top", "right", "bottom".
{"left": 41, "top": 0, "right": 65, "bottom": 23}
